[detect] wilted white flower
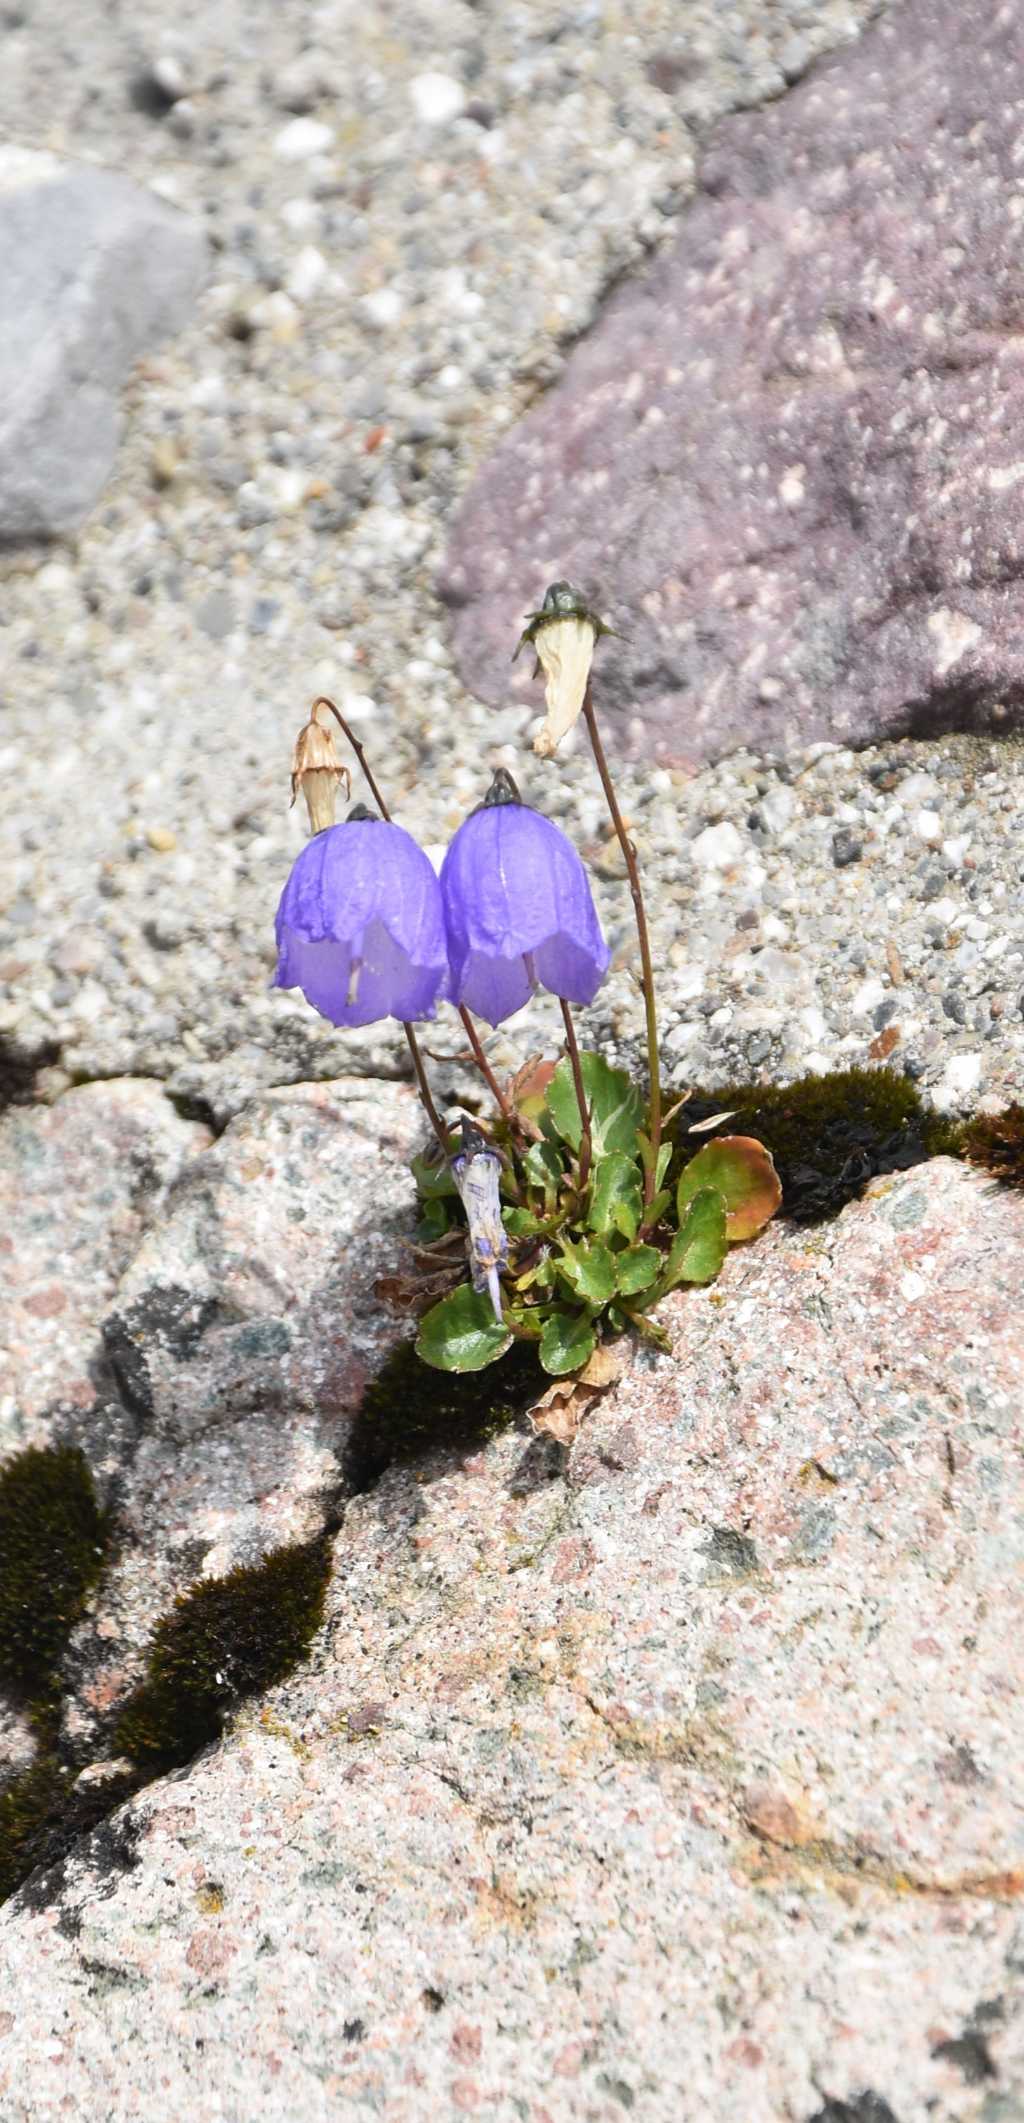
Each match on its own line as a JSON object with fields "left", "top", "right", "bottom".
{"left": 514, "top": 581, "right": 611, "bottom": 759}
{"left": 451, "top": 1119, "right": 508, "bottom": 1325}
{"left": 290, "top": 698, "right": 350, "bottom": 833}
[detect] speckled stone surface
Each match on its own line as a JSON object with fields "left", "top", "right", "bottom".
{"left": 60, "top": 1077, "right": 424, "bottom": 1747}
{"left": 0, "top": 1080, "right": 210, "bottom": 1449}
{"left": 2, "top": 1158, "right": 1022, "bottom": 2120}
{"left": 443, "top": 0, "right": 1024, "bottom": 764}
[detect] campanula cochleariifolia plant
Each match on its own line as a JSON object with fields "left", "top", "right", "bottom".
{"left": 273, "top": 587, "right": 781, "bottom": 1378}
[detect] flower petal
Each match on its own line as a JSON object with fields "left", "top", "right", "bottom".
{"left": 274, "top": 819, "right": 448, "bottom": 1026}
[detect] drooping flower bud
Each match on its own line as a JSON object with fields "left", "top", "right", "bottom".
{"left": 290, "top": 701, "right": 350, "bottom": 833}
{"left": 514, "top": 581, "right": 611, "bottom": 760}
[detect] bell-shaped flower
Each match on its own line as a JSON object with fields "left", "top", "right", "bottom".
{"left": 274, "top": 806, "right": 448, "bottom": 1028}
{"left": 440, "top": 770, "right": 610, "bottom": 1027}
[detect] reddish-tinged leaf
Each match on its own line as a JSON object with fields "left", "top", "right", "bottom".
{"left": 676, "top": 1135, "right": 782, "bottom": 1241}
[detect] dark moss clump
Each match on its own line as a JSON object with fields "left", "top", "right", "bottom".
{"left": 345, "top": 1337, "right": 544, "bottom": 1492}
{"left": 114, "top": 1537, "right": 331, "bottom": 1767}
{"left": 669, "top": 1066, "right": 955, "bottom": 1223}
{"left": 0, "top": 1751, "right": 140, "bottom": 1908}
{"left": 957, "top": 1103, "right": 1024, "bottom": 1187}
{"left": 0, "top": 1446, "right": 109, "bottom": 1698}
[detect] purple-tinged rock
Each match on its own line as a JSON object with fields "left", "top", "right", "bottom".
{"left": 442, "top": 0, "right": 1024, "bottom": 764}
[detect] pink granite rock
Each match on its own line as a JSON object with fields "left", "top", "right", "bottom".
{"left": 0, "top": 1080, "right": 210, "bottom": 1450}
{"left": 2, "top": 1158, "right": 1022, "bottom": 2119}
{"left": 65, "top": 1078, "right": 426, "bottom": 1743}
{"left": 442, "top": 0, "right": 1024, "bottom": 764}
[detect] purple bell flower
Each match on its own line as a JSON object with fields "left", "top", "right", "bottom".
{"left": 440, "top": 770, "right": 610, "bottom": 1027}
{"left": 274, "top": 807, "right": 448, "bottom": 1028}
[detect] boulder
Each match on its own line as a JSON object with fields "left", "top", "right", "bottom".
{"left": 0, "top": 148, "right": 204, "bottom": 539}
{"left": 442, "top": 0, "right": 1024, "bottom": 764}
{"left": 2, "top": 1157, "right": 1023, "bottom": 2117}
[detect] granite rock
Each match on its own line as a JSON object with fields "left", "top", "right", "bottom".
{"left": 442, "top": 0, "right": 1024, "bottom": 764}
{"left": 0, "top": 1079, "right": 210, "bottom": 1451}
{"left": 62, "top": 1078, "right": 425, "bottom": 1743}
{"left": 0, "top": 147, "right": 204, "bottom": 539}
{"left": 2, "top": 1157, "right": 1023, "bottom": 2119}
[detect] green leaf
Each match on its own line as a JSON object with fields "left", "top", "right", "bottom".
{"left": 539, "top": 1311, "right": 597, "bottom": 1377}
{"left": 547, "top": 1053, "right": 643, "bottom": 1159}
{"left": 416, "top": 1284, "right": 512, "bottom": 1372}
{"left": 522, "top": 1137, "right": 564, "bottom": 1204}
{"left": 589, "top": 1152, "right": 643, "bottom": 1241}
{"left": 615, "top": 1244, "right": 661, "bottom": 1295}
{"left": 557, "top": 1240, "right": 617, "bottom": 1305}
{"left": 416, "top": 1198, "right": 452, "bottom": 1243}
{"left": 676, "top": 1136, "right": 782, "bottom": 1241}
{"left": 411, "top": 1148, "right": 457, "bottom": 1201}
{"left": 503, "top": 1206, "right": 546, "bottom": 1239}
{"left": 660, "top": 1187, "right": 727, "bottom": 1292}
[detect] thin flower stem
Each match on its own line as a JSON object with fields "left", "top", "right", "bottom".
{"left": 457, "top": 1006, "right": 515, "bottom": 1124}
{"left": 580, "top": 678, "right": 662, "bottom": 1211}
{"left": 559, "top": 999, "right": 593, "bottom": 1190}
{"left": 313, "top": 698, "right": 391, "bottom": 820}
{"left": 402, "top": 1024, "right": 451, "bottom": 1158}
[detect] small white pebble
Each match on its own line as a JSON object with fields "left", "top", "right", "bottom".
{"left": 690, "top": 821, "right": 745, "bottom": 870}
{"left": 915, "top": 807, "right": 943, "bottom": 843}
{"left": 942, "top": 834, "right": 970, "bottom": 864}
{"left": 286, "top": 246, "right": 328, "bottom": 302}
{"left": 933, "top": 1052, "right": 982, "bottom": 1109}
{"left": 273, "top": 117, "right": 334, "bottom": 160}
{"left": 362, "top": 286, "right": 403, "bottom": 330}
{"left": 410, "top": 72, "right": 466, "bottom": 125}
{"left": 851, "top": 976, "right": 885, "bottom": 1017}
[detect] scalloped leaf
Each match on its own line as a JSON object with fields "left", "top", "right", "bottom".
{"left": 547, "top": 1053, "right": 643, "bottom": 1159}
{"left": 615, "top": 1244, "right": 661, "bottom": 1295}
{"left": 589, "top": 1152, "right": 644, "bottom": 1241}
{"left": 660, "top": 1187, "right": 728, "bottom": 1292}
{"left": 557, "top": 1240, "right": 617, "bottom": 1305}
{"left": 416, "top": 1284, "right": 512, "bottom": 1372}
{"left": 539, "top": 1311, "right": 597, "bottom": 1377}
{"left": 676, "top": 1136, "right": 782, "bottom": 1241}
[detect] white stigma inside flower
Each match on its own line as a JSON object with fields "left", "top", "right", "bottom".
{"left": 532, "top": 616, "right": 597, "bottom": 759}
{"left": 347, "top": 958, "right": 363, "bottom": 1006}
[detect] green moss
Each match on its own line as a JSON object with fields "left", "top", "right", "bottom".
{"left": 956, "top": 1103, "right": 1024, "bottom": 1187}
{"left": 114, "top": 1537, "right": 331, "bottom": 1768}
{"left": 345, "top": 1337, "right": 543, "bottom": 1490}
{"left": 668, "top": 1067, "right": 956, "bottom": 1224}
{"left": 0, "top": 1748, "right": 140, "bottom": 1907}
{"left": 0, "top": 1447, "right": 109, "bottom": 1698}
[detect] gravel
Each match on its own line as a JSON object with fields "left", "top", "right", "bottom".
{"left": 7, "top": 0, "right": 1021, "bottom": 1136}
